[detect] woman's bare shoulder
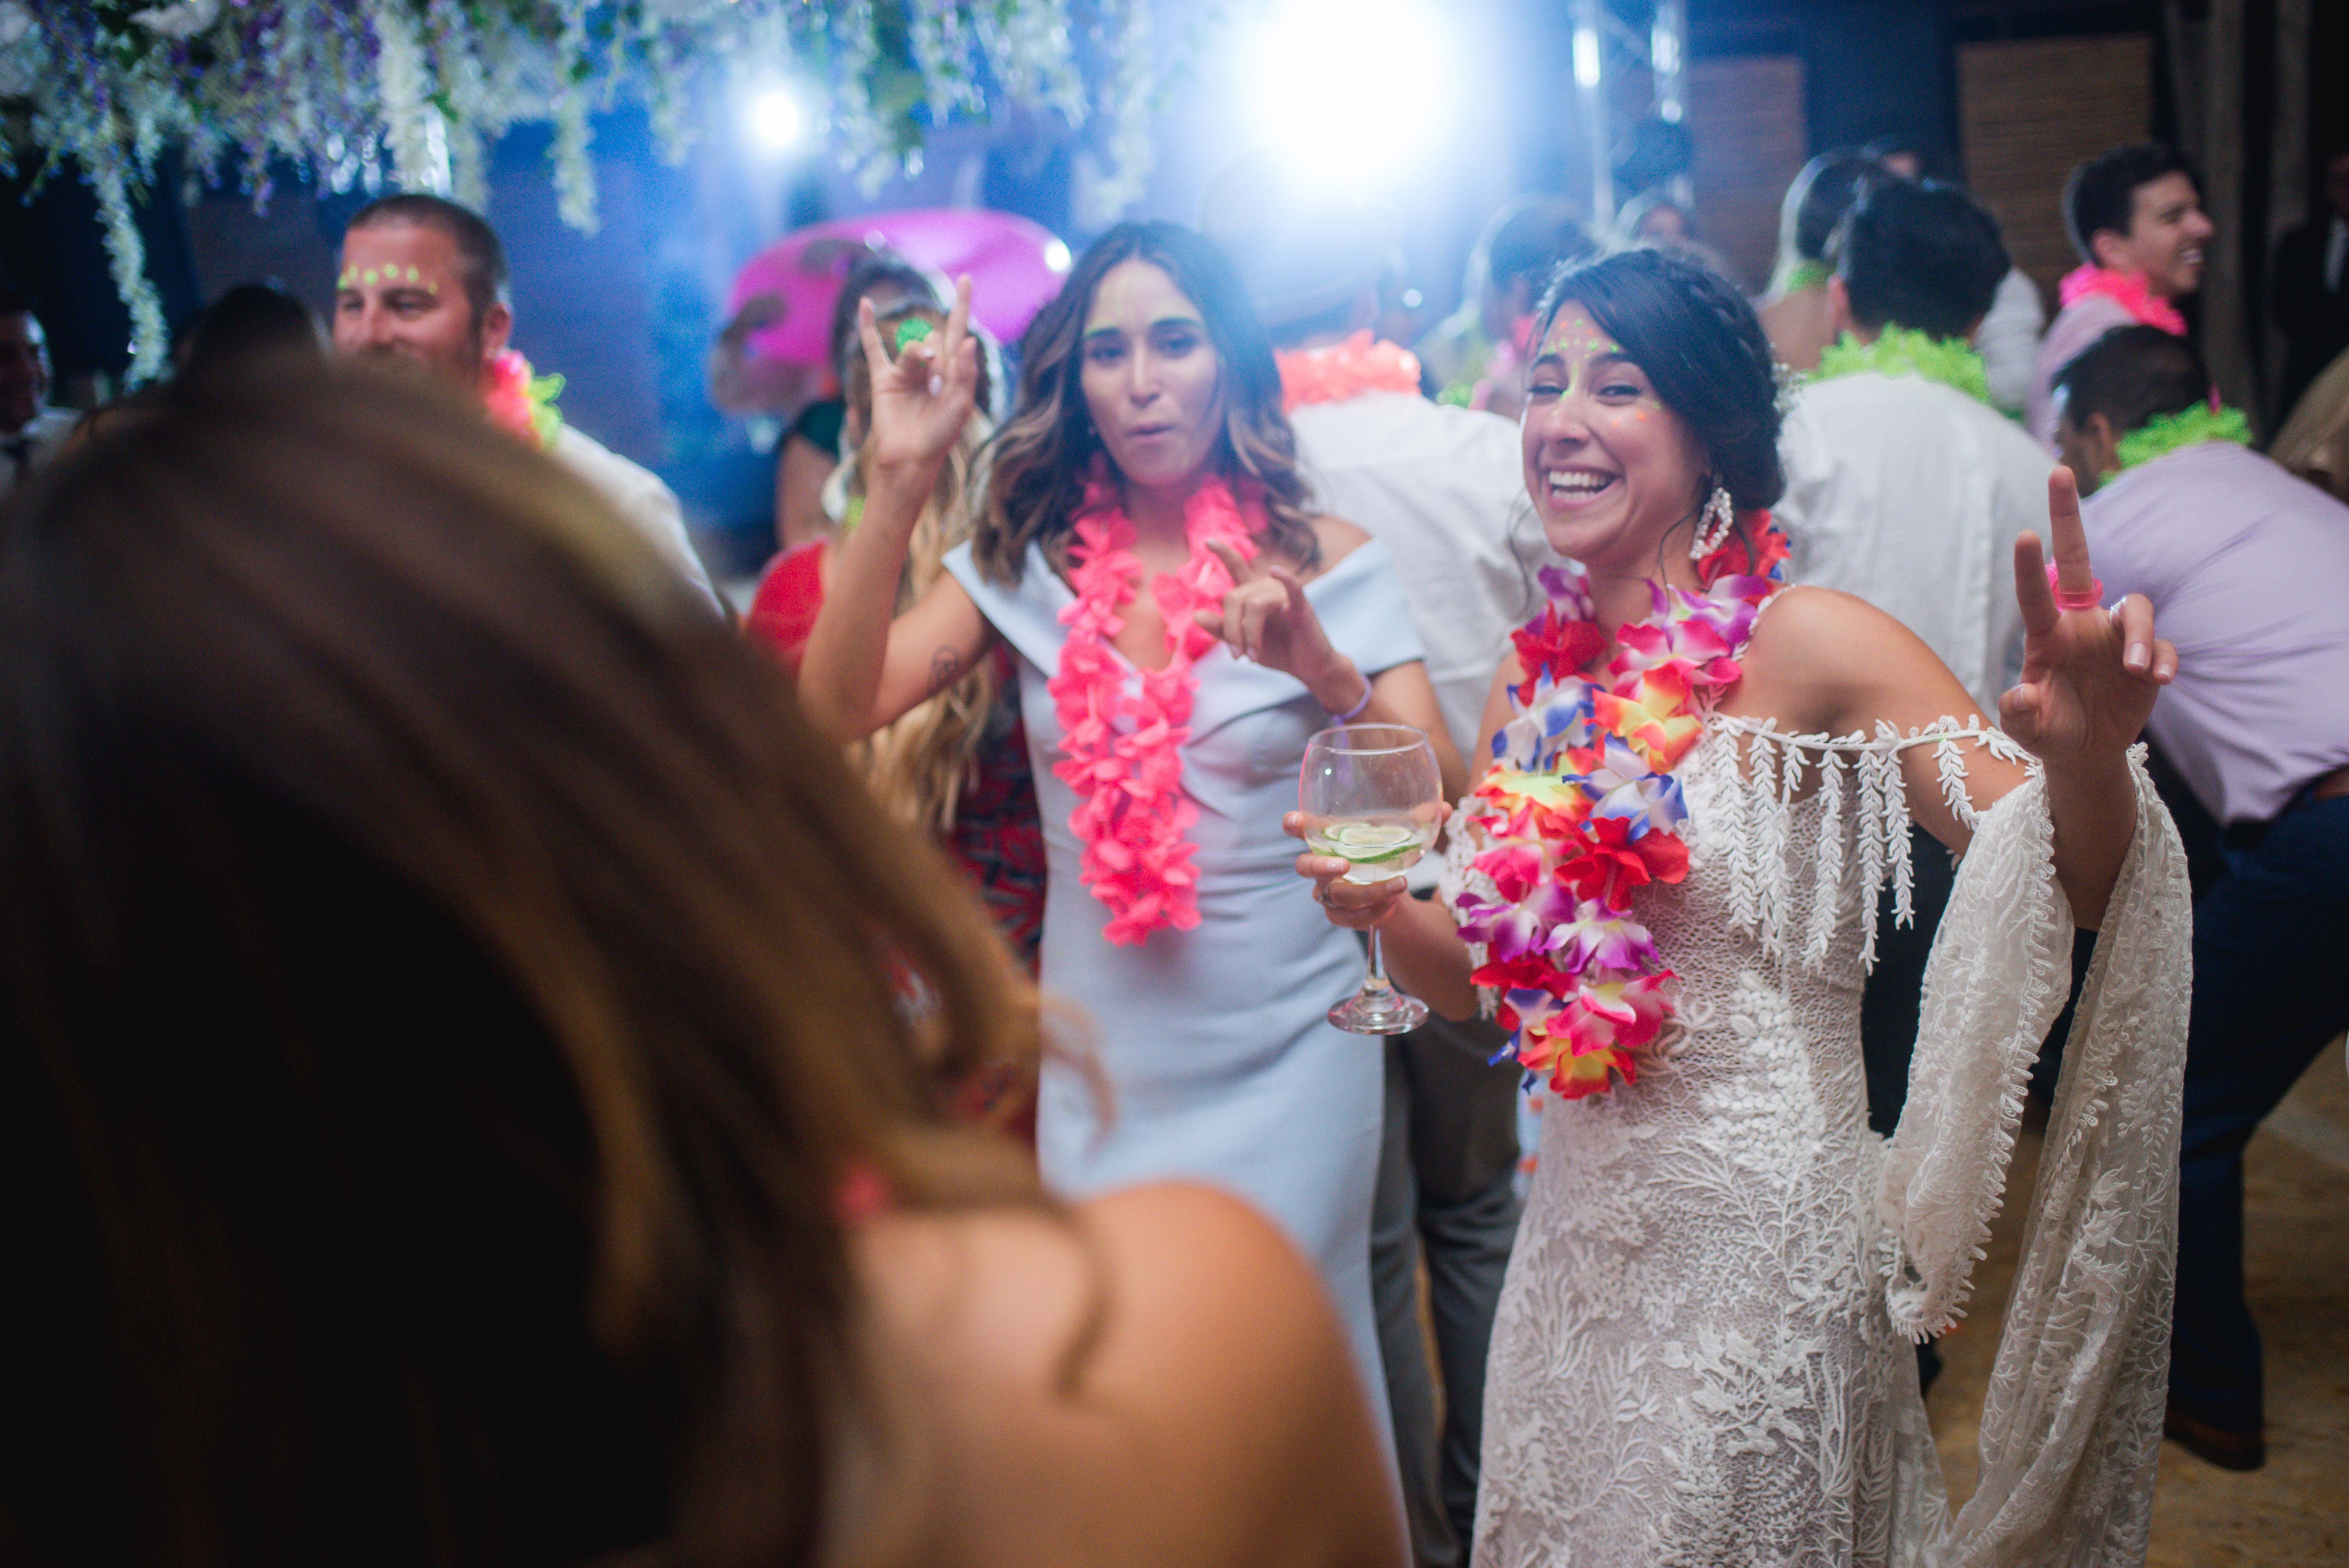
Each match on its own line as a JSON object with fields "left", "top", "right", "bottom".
{"left": 1304, "top": 512, "right": 1372, "bottom": 575}
{"left": 858, "top": 1182, "right": 1314, "bottom": 1365}
{"left": 1743, "top": 583, "right": 1944, "bottom": 675}
{"left": 1729, "top": 584, "right": 1954, "bottom": 733}
{"left": 855, "top": 1181, "right": 1399, "bottom": 1568}
{"left": 1731, "top": 582, "right": 1994, "bottom": 750}
{"left": 857, "top": 1181, "right": 1342, "bottom": 1406}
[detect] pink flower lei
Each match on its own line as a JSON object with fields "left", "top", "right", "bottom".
{"left": 1275, "top": 330, "right": 1424, "bottom": 412}
{"left": 1449, "top": 520, "right": 1790, "bottom": 1099}
{"left": 2057, "top": 265, "right": 2188, "bottom": 337}
{"left": 483, "top": 347, "right": 566, "bottom": 449}
{"left": 1048, "top": 473, "right": 1265, "bottom": 945}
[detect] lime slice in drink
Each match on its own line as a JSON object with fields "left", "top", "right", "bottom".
{"left": 1315, "top": 821, "right": 1422, "bottom": 865}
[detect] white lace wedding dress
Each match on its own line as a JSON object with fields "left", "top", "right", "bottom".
{"left": 1443, "top": 716, "right": 2191, "bottom": 1568}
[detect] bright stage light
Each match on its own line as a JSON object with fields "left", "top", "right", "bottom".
{"left": 1243, "top": 0, "right": 1457, "bottom": 191}
{"left": 745, "top": 86, "right": 805, "bottom": 153}
{"left": 1572, "top": 26, "right": 1601, "bottom": 88}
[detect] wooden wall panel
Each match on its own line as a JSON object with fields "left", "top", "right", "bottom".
{"left": 1611, "top": 54, "right": 1809, "bottom": 295}
{"left": 1959, "top": 34, "right": 2154, "bottom": 313}
{"left": 1685, "top": 55, "right": 1810, "bottom": 294}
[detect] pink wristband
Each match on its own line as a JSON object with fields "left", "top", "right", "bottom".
{"left": 2044, "top": 560, "right": 2105, "bottom": 612}
{"left": 1326, "top": 670, "right": 1374, "bottom": 722}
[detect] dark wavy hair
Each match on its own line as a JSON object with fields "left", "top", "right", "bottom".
{"left": 1532, "top": 248, "right": 1785, "bottom": 556}
{"left": 972, "top": 221, "right": 1318, "bottom": 586}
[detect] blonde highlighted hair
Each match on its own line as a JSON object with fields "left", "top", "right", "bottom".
{"left": 844, "top": 301, "right": 1005, "bottom": 833}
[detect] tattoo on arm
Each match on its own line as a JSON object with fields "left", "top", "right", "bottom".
{"left": 927, "top": 645, "right": 962, "bottom": 697}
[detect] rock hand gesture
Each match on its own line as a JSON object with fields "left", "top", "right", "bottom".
{"left": 858, "top": 273, "right": 980, "bottom": 479}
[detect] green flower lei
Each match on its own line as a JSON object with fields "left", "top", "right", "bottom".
{"left": 1777, "top": 259, "right": 1833, "bottom": 295}
{"left": 521, "top": 369, "right": 566, "bottom": 450}
{"left": 1809, "top": 326, "right": 1993, "bottom": 408}
{"left": 1436, "top": 321, "right": 1495, "bottom": 408}
{"left": 2113, "top": 402, "right": 2252, "bottom": 474}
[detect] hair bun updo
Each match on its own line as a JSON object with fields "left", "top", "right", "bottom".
{"left": 1533, "top": 247, "right": 1786, "bottom": 515}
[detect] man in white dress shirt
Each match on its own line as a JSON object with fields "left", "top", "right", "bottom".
{"left": 331, "top": 195, "right": 717, "bottom": 609}
{"left": 0, "top": 292, "right": 78, "bottom": 492}
{"left": 1206, "top": 160, "right": 1534, "bottom": 1568}
{"left": 1775, "top": 177, "right": 2050, "bottom": 717}
{"left": 1773, "top": 180, "right": 2061, "bottom": 1398}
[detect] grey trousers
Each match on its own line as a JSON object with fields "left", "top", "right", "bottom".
{"left": 1371, "top": 1012, "right": 1524, "bottom": 1568}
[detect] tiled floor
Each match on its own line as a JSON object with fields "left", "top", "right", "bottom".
{"left": 1928, "top": 1035, "right": 2349, "bottom": 1565}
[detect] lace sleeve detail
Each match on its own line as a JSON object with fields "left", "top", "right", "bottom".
{"left": 1435, "top": 804, "right": 1498, "bottom": 1021}
{"left": 1874, "top": 768, "right": 2072, "bottom": 1344}
{"left": 1945, "top": 749, "right": 2190, "bottom": 1566}
{"left": 1704, "top": 714, "right": 2033, "bottom": 971}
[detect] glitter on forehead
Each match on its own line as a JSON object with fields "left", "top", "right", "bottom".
{"left": 1539, "top": 307, "right": 1622, "bottom": 362}
{"left": 336, "top": 264, "right": 437, "bottom": 296}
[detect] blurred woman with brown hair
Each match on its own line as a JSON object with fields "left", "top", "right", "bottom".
{"left": 0, "top": 363, "right": 1400, "bottom": 1568}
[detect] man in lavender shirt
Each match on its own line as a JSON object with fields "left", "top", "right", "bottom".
{"left": 2027, "top": 144, "right": 2212, "bottom": 448}
{"left": 2055, "top": 326, "right": 2349, "bottom": 1472}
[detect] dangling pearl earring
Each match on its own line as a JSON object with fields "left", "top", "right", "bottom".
{"left": 1691, "top": 483, "right": 1735, "bottom": 559}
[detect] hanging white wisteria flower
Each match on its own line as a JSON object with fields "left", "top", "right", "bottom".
{"left": 0, "top": 0, "right": 1178, "bottom": 384}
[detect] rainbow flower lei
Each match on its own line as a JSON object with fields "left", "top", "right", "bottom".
{"left": 1448, "top": 521, "right": 1790, "bottom": 1099}
{"left": 483, "top": 347, "right": 565, "bottom": 450}
{"left": 1048, "top": 474, "right": 1263, "bottom": 945}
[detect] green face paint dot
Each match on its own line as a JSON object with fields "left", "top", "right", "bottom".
{"left": 893, "top": 316, "right": 934, "bottom": 352}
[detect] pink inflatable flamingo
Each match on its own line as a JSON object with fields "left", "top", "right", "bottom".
{"left": 726, "top": 207, "right": 1072, "bottom": 367}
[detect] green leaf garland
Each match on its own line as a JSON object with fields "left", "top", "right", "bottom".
{"left": 1809, "top": 325, "right": 1994, "bottom": 409}
{"left": 2113, "top": 402, "right": 2252, "bottom": 474}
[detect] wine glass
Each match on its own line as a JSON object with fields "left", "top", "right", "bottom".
{"left": 1299, "top": 723, "right": 1445, "bottom": 1034}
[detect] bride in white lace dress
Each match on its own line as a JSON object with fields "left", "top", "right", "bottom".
{"left": 1292, "top": 250, "right": 2191, "bottom": 1566}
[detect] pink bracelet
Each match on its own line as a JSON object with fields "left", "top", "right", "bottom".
{"left": 1326, "top": 670, "right": 1374, "bottom": 722}
{"left": 2044, "top": 560, "right": 2105, "bottom": 612}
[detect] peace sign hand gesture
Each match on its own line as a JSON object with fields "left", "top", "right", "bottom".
{"left": 2000, "top": 466, "right": 2177, "bottom": 772}
{"left": 857, "top": 273, "right": 980, "bottom": 477}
